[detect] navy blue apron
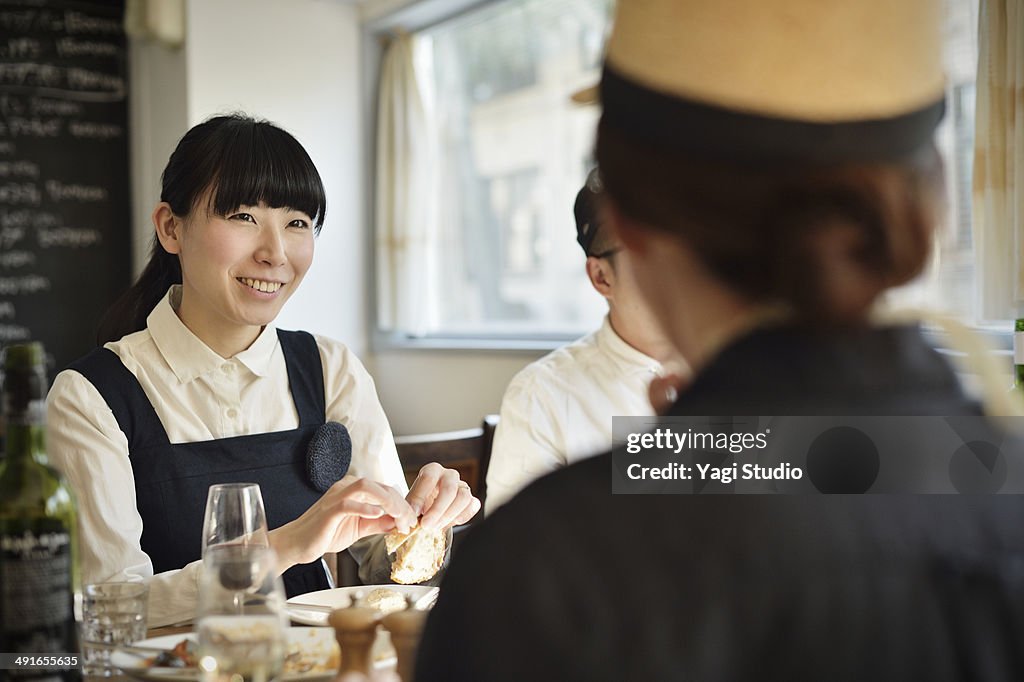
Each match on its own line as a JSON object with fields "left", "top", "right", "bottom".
{"left": 68, "top": 330, "right": 331, "bottom": 597}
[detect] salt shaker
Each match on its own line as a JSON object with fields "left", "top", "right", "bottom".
{"left": 381, "top": 605, "right": 429, "bottom": 682}
{"left": 329, "top": 604, "right": 383, "bottom": 676}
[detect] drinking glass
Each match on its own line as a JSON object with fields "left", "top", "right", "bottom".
{"left": 197, "top": 544, "right": 287, "bottom": 682}
{"left": 202, "top": 483, "right": 270, "bottom": 556}
{"left": 80, "top": 581, "right": 149, "bottom": 677}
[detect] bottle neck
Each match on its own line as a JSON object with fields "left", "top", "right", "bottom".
{"left": 3, "top": 400, "right": 46, "bottom": 465}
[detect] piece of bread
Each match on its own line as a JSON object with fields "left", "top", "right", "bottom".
{"left": 364, "top": 587, "right": 408, "bottom": 614}
{"left": 385, "top": 522, "right": 446, "bottom": 584}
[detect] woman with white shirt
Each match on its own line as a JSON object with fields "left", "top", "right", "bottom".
{"left": 46, "top": 114, "right": 479, "bottom": 626}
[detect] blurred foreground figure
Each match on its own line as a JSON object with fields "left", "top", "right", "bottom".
{"left": 416, "top": 1, "right": 1024, "bottom": 680}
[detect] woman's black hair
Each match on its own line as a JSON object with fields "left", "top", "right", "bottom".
{"left": 96, "top": 114, "right": 327, "bottom": 345}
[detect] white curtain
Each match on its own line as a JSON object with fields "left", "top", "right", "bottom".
{"left": 974, "top": 0, "right": 1024, "bottom": 320}
{"left": 124, "top": 0, "right": 185, "bottom": 47}
{"left": 375, "top": 33, "right": 438, "bottom": 336}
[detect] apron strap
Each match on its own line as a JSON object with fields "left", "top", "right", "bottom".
{"left": 276, "top": 329, "right": 327, "bottom": 427}
{"left": 67, "top": 347, "right": 171, "bottom": 449}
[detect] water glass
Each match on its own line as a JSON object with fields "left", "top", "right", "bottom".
{"left": 197, "top": 544, "right": 287, "bottom": 682}
{"left": 202, "top": 483, "right": 270, "bottom": 555}
{"left": 80, "top": 581, "right": 148, "bottom": 677}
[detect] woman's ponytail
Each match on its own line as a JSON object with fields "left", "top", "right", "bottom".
{"left": 95, "top": 238, "right": 180, "bottom": 345}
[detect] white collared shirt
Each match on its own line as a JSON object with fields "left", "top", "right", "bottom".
{"left": 485, "top": 316, "right": 662, "bottom": 515}
{"left": 46, "top": 287, "right": 406, "bottom": 626}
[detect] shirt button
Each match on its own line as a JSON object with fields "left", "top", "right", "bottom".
{"left": 226, "top": 408, "right": 239, "bottom": 419}
{"left": 221, "top": 363, "right": 233, "bottom": 374}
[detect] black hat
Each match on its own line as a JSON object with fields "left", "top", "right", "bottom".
{"left": 574, "top": 168, "right": 602, "bottom": 256}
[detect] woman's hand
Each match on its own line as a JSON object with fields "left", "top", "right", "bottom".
{"left": 405, "top": 463, "right": 481, "bottom": 531}
{"left": 269, "top": 475, "right": 417, "bottom": 570}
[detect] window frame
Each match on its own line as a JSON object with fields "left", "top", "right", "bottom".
{"left": 362, "top": 0, "right": 1009, "bottom": 359}
{"left": 363, "top": 0, "right": 601, "bottom": 352}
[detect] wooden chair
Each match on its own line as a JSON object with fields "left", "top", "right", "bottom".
{"left": 394, "top": 414, "right": 499, "bottom": 505}
{"left": 334, "top": 415, "right": 499, "bottom": 586}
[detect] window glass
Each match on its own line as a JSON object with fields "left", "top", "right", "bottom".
{"left": 416, "top": 0, "right": 615, "bottom": 337}
{"left": 887, "top": 0, "right": 979, "bottom": 323}
{"left": 409, "top": 0, "right": 980, "bottom": 339}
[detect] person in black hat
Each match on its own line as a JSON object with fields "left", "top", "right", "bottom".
{"left": 415, "top": 0, "right": 1024, "bottom": 680}
{"left": 484, "top": 168, "right": 682, "bottom": 515}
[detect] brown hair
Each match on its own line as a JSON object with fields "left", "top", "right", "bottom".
{"left": 595, "top": 119, "right": 944, "bottom": 325}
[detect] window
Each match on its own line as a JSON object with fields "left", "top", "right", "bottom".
{"left": 888, "top": 0, "right": 981, "bottom": 325}
{"left": 411, "top": 0, "right": 615, "bottom": 339}
{"left": 379, "top": 0, "right": 986, "bottom": 344}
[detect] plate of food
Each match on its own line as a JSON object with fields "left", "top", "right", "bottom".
{"left": 285, "top": 585, "right": 438, "bottom": 626}
{"left": 110, "top": 627, "right": 346, "bottom": 681}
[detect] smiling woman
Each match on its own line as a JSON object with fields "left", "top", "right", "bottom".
{"left": 97, "top": 115, "right": 327, "bottom": 347}
{"left": 44, "top": 114, "right": 481, "bottom": 627}
{"left": 155, "top": 201, "right": 315, "bottom": 358}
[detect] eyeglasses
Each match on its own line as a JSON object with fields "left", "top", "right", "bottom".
{"left": 589, "top": 248, "right": 621, "bottom": 260}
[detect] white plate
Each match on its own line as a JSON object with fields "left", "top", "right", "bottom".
{"left": 285, "top": 584, "right": 437, "bottom": 626}
{"left": 110, "top": 627, "right": 342, "bottom": 682}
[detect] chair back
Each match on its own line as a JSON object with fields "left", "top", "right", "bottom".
{"left": 395, "top": 415, "right": 499, "bottom": 508}
{"left": 333, "top": 415, "right": 499, "bottom": 587}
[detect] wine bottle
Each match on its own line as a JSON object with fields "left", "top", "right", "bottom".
{"left": 0, "top": 343, "right": 81, "bottom": 681}
{"left": 1015, "top": 318, "right": 1024, "bottom": 392}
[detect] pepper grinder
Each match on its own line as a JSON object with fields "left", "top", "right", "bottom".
{"left": 329, "top": 601, "right": 383, "bottom": 677}
{"left": 381, "top": 601, "right": 429, "bottom": 682}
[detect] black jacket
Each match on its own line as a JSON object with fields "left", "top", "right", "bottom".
{"left": 416, "top": 325, "right": 1024, "bottom": 681}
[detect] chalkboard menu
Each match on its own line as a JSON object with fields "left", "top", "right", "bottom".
{"left": 0, "top": 0, "right": 129, "bottom": 375}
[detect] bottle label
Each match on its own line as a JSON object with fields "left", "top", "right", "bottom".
{"left": 1016, "top": 332, "right": 1024, "bottom": 365}
{"left": 1, "top": 529, "right": 73, "bottom": 656}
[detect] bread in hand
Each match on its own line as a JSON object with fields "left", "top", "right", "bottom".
{"left": 385, "top": 522, "right": 447, "bottom": 584}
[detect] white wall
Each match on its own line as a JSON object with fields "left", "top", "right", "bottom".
{"left": 367, "top": 349, "right": 540, "bottom": 433}
{"left": 128, "top": 40, "right": 187, "bottom": 278}
{"left": 184, "top": 0, "right": 366, "bottom": 352}
{"left": 129, "top": 0, "right": 544, "bottom": 436}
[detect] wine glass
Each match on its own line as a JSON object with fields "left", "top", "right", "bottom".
{"left": 197, "top": 544, "right": 288, "bottom": 682}
{"left": 201, "top": 483, "right": 270, "bottom": 556}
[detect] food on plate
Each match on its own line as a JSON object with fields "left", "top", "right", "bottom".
{"left": 284, "top": 629, "right": 340, "bottom": 674}
{"left": 150, "top": 638, "right": 197, "bottom": 668}
{"left": 384, "top": 522, "right": 447, "bottom": 584}
{"left": 144, "top": 632, "right": 339, "bottom": 675}
{"left": 363, "top": 587, "right": 408, "bottom": 614}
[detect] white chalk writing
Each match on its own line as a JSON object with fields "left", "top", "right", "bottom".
{"left": 0, "top": 225, "right": 25, "bottom": 249}
{"left": 64, "top": 10, "right": 121, "bottom": 35}
{"left": 0, "top": 250, "right": 34, "bottom": 268}
{"left": 0, "top": 323, "right": 31, "bottom": 341}
{"left": 0, "top": 275, "right": 49, "bottom": 295}
{"left": 0, "top": 209, "right": 59, "bottom": 230}
{"left": 1, "top": 37, "right": 42, "bottom": 60}
{"left": 55, "top": 37, "right": 118, "bottom": 58}
{"left": 29, "top": 97, "right": 81, "bottom": 116}
{"left": 68, "top": 121, "right": 120, "bottom": 139}
{"left": 0, "top": 182, "right": 40, "bottom": 205}
{"left": 4, "top": 116, "right": 61, "bottom": 137}
{"left": 45, "top": 180, "right": 105, "bottom": 202}
{"left": 37, "top": 226, "right": 101, "bottom": 248}
{"left": 0, "top": 160, "right": 38, "bottom": 178}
